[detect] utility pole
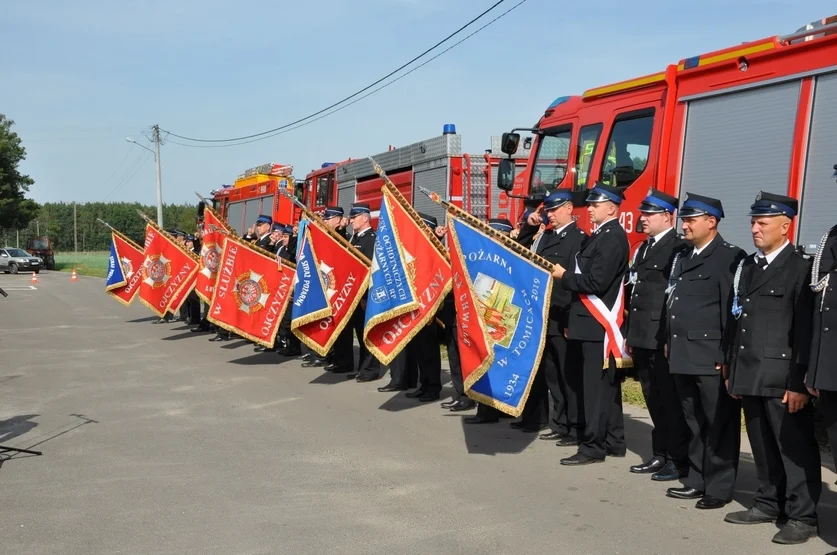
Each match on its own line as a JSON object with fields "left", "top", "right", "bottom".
{"left": 73, "top": 202, "right": 78, "bottom": 254}
{"left": 36, "top": 219, "right": 39, "bottom": 236}
{"left": 153, "top": 124, "right": 164, "bottom": 228}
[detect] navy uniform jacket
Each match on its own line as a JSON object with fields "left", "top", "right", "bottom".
{"left": 255, "top": 234, "right": 273, "bottom": 251}
{"left": 351, "top": 227, "right": 376, "bottom": 302}
{"left": 521, "top": 221, "right": 587, "bottom": 335}
{"left": 666, "top": 235, "right": 746, "bottom": 375}
{"left": 561, "top": 218, "right": 629, "bottom": 342}
{"left": 625, "top": 230, "right": 688, "bottom": 351}
{"left": 725, "top": 245, "right": 813, "bottom": 396}
{"left": 807, "top": 225, "right": 837, "bottom": 392}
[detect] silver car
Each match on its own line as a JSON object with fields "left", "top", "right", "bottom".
{"left": 0, "top": 247, "right": 43, "bottom": 274}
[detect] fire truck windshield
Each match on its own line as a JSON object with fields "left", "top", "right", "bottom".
{"left": 529, "top": 128, "right": 571, "bottom": 194}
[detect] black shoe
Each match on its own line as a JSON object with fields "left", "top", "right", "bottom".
{"left": 153, "top": 318, "right": 168, "bottom": 324}
{"left": 696, "top": 496, "right": 728, "bottom": 510}
{"left": 607, "top": 450, "right": 626, "bottom": 458}
{"left": 560, "top": 453, "right": 604, "bottom": 466}
{"left": 441, "top": 399, "right": 458, "bottom": 409}
{"left": 449, "top": 400, "right": 476, "bottom": 412}
{"left": 509, "top": 421, "right": 526, "bottom": 430}
{"left": 555, "top": 436, "right": 580, "bottom": 447}
{"left": 630, "top": 456, "right": 666, "bottom": 474}
{"left": 651, "top": 461, "right": 688, "bottom": 482}
{"left": 464, "top": 416, "right": 498, "bottom": 424}
{"left": 539, "top": 431, "right": 566, "bottom": 441}
{"left": 356, "top": 374, "right": 379, "bottom": 383}
{"left": 405, "top": 389, "right": 426, "bottom": 399}
{"left": 521, "top": 424, "right": 549, "bottom": 433}
{"left": 301, "top": 353, "right": 313, "bottom": 362}
{"left": 724, "top": 506, "right": 777, "bottom": 525}
{"left": 323, "top": 363, "right": 342, "bottom": 372}
{"left": 254, "top": 346, "right": 267, "bottom": 352}
{"left": 377, "top": 384, "right": 406, "bottom": 393}
{"left": 419, "top": 391, "right": 440, "bottom": 402}
{"left": 302, "top": 358, "right": 329, "bottom": 368}
{"left": 190, "top": 326, "right": 209, "bottom": 333}
{"left": 772, "top": 520, "right": 818, "bottom": 545}
{"left": 208, "top": 335, "right": 229, "bottom": 342}
{"left": 666, "top": 487, "right": 704, "bottom": 500}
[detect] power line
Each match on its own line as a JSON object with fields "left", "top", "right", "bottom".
{"left": 166, "top": 0, "right": 529, "bottom": 149}
{"left": 161, "top": 0, "right": 509, "bottom": 144}
{"left": 102, "top": 144, "right": 154, "bottom": 202}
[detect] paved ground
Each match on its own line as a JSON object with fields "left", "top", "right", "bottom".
{"left": 1, "top": 271, "right": 836, "bottom": 555}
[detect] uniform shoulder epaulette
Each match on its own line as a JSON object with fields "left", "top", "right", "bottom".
{"left": 722, "top": 242, "right": 738, "bottom": 249}
{"left": 793, "top": 249, "right": 811, "bottom": 260}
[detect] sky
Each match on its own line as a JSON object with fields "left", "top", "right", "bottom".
{"left": 1, "top": 0, "right": 834, "bottom": 206}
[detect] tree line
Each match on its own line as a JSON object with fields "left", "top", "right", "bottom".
{"left": 0, "top": 202, "right": 199, "bottom": 252}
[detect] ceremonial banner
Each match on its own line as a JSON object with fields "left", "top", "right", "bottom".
{"left": 138, "top": 224, "right": 200, "bottom": 318}
{"left": 207, "top": 236, "right": 296, "bottom": 348}
{"left": 290, "top": 219, "right": 333, "bottom": 329}
{"left": 292, "top": 221, "right": 370, "bottom": 357}
{"left": 448, "top": 214, "right": 552, "bottom": 417}
{"left": 196, "top": 207, "right": 229, "bottom": 303}
{"left": 363, "top": 185, "right": 451, "bottom": 365}
{"left": 105, "top": 231, "right": 145, "bottom": 306}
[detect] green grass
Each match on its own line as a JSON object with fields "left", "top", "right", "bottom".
{"left": 54, "top": 251, "right": 109, "bottom": 278}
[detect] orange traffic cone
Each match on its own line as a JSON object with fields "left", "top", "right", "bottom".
{"left": 31, "top": 272, "right": 38, "bottom": 284}
{"left": 71, "top": 269, "right": 78, "bottom": 282}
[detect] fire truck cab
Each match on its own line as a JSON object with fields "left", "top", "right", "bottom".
{"left": 299, "top": 125, "right": 531, "bottom": 229}
{"left": 498, "top": 15, "right": 837, "bottom": 254}
{"left": 211, "top": 163, "right": 296, "bottom": 235}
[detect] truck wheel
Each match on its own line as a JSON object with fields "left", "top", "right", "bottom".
{"left": 9, "top": 263, "right": 18, "bottom": 274}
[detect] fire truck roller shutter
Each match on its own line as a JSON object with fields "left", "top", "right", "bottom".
{"left": 678, "top": 80, "right": 800, "bottom": 251}
{"left": 467, "top": 158, "right": 489, "bottom": 220}
{"left": 227, "top": 201, "right": 245, "bottom": 236}
{"left": 413, "top": 160, "right": 448, "bottom": 228}
{"left": 798, "top": 71, "right": 837, "bottom": 254}
{"left": 338, "top": 179, "right": 356, "bottom": 213}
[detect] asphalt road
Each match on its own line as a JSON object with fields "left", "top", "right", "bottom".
{"left": 1, "top": 271, "right": 836, "bottom": 555}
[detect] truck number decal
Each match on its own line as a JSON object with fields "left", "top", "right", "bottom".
{"left": 619, "top": 211, "right": 633, "bottom": 234}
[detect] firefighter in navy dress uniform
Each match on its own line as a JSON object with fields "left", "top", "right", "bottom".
{"left": 664, "top": 193, "right": 746, "bottom": 509}
{"left": 625, "top": 190, "right": 690, "bottom": 480}
{"left": 722, "top": 192, "right": 820, "bottom": 545}
{"left": 326, "top": 202, "right": 382, "bottom": 382}
{"left": 807, "top": 221, "right": 837, "bottom": 491}
{"left": 276, "top": 225, "right": 302, "bottom": 357}
{"left": 515, "top": 189, "right": 587, "bottom": 438}
{"left": 551, "top": 183, "right": 628, "bottom": 465}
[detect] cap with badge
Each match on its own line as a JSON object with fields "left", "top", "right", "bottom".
{"left": 418, "top": 212, "right": 438, "bottom": 229}
{"left": 349, "top": 202, "right": 371, "bottom": 218}
{"left": 678, "top": 193, "right": 724, "bottom": 220}
{"left": 255, "top": 214, "right": 273, "bottom": 226}
{"left": 185, "top": 234, "right": 196, "bottom": 242}
{"left": 487, "top": 218, "right": 513, "bottom": 233}
{"left": 585, "top": 182, "right": 625, "bottom": 205}
{"left": 748, "top": 191, "right": 797, "bottom": 218}
{"left": 543, "top": 189, "right": 573, "bottom": 211}
{"left": 324, "top": 206, "right": 344, "bottom": 218}
{"left": 282, "top": 225, "right": 295, "bottom": 235}
{"left": 271, "top": 222, "right": 284, "bottom": 233}
{"left": 639, "top": 189, "right": 679, "bottom": 214}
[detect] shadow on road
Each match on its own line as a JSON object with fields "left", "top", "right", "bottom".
{"left": 162, "top": 331, "right": 201, "bottom": 341}
{"left": 125, "top": 316, "right": 159, "bottom": 323}
{"left": 0, "top": 414, "right": 39, "bottom": 443}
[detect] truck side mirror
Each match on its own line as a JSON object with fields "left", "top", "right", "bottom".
{"left": 500, "top": 132, "right": 521, "bottom": 156}
{"left": 497, "top": 158, "right": 515, "bottom": 192}
{"left": 197, "top": 201, "right": 205, "bottom": 219}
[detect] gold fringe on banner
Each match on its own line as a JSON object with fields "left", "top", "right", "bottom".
{"left": 289, "top": 226, "right": 334, "bottom": 330}
{"left": 136, "top": 211, "right": 202, "bottom": 263}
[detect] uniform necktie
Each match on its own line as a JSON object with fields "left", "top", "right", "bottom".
{"left": 757, "top": 256, "right": 768, "bottom": 270}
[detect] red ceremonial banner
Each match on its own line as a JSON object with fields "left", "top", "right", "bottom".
{"left": 363, "top": 187, "right": 451, "bottom": 365}
{"left": 447, "top": 221, "right": 493, "bottom": 387}
{"left": 207, "top": 236, "right": 296, "bottom": 348}
{"left": 166, "top": 270, "right": 198, "bottom": 313}
{"left": 292, "top": 221, "right": 370, "bottom": 357}
{"left": 106, "top": 232, "right": 146, "bottom": 306}
{"left": 196, "top": 207, "right": 229, "bottom": 303}
{"left": 138, "top": 224, "right": 201, "bottom": 318}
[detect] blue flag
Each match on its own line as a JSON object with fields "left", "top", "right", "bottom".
{"left": 290, "top": 224, "right": 332, "bottom": 328}
{"left": 363, "top": 193, "right": 421, "bottom": 332}
{"left": 295, "top": 218, "right": 308, "bottom": 260}
{"left": 448, "top": 215, "right": 552, "bottom": 417}
{"left": 106, "top": 235, "right": 127, "bottom": 291}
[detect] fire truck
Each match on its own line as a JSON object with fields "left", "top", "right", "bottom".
{"left": 210, "top": 163, "right": 297, "bottom": 235}
{"left": 297, "top": 125, "right": 530, "bottom": 228}
{"left": 496, "top": 15, "right": 837, "bottom": 254}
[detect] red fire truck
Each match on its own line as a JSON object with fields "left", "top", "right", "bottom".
{"left": 297, "top": 125, "right": 530, "bottom": 228}
{"left": 496, "top": 15, "right": 837, "bottom": 254}
{"left": 211, "top": 128, "right": 530, "bottom": 233}
{"left": 210, "top": 163, "right": 297, "bottom": 235}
